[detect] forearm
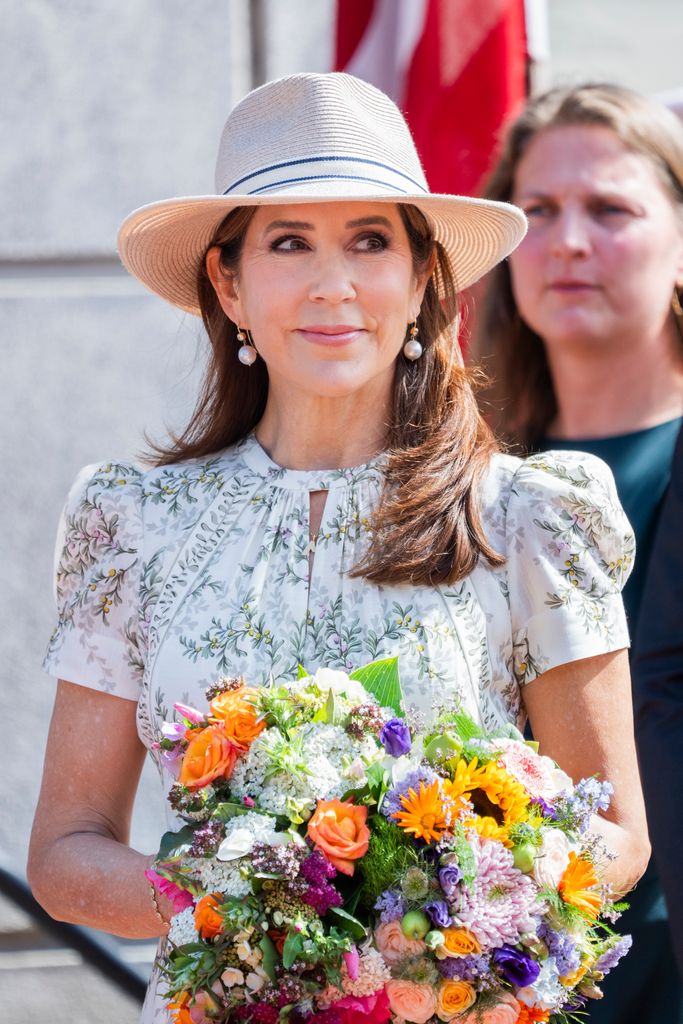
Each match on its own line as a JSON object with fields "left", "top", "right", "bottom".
{"left": 28, "top": 831, "right": 170, "bottom": 939}
{"left": 591, "top": 814, "right": 650, "bottom": 897}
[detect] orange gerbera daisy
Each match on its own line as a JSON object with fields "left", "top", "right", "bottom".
{"left": 559, "top": 852, "right": 602, "bottom": 919}
{"left": 516, "top": 1007, "right": 550, "bottom": 1023}
{"left": 393, "top": 779, "right": 449, "bottom": 843}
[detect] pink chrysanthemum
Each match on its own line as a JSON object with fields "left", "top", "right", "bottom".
{"left": 497, "top": 740, "right": 553, "bottom": 800}
{"left": 453, "top": 835, "right": 542, "bottom": 948}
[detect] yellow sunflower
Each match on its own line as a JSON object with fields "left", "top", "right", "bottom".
{"left": 393, "top": 779, "right": 449, "bottom": 843}
{"left": 445, "top": 757, "right": 530, "bottom": 845}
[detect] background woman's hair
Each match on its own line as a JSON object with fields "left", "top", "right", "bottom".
{"left": 147, "top": 203, "right": 503, "bottom": 586}
{"left": 473, "top": 82, "right": 683, "bottom": 450}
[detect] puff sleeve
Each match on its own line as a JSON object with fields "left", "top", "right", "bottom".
{"left": 505, "top": 450, "right": 635, "bottom": 686}
{"left": 43, "top": 461, "right": 146, "bottom": 700}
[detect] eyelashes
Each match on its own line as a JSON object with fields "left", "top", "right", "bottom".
{"left": 268, "top": 231, "right": 392, "bottom": 253}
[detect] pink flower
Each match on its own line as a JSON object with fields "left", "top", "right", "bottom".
{"left": 375, "top": 919, "right": 426, "bottom": 965}
{"left": 344, "top": 946, "right": 360, "bottom": 981}
{"left": 162, "top": 721, "right": 188, "bottom": 741}
{"left": 497, "top": 740, "right": 571, "bottom": 802}
{"left": 333, "top": 989, "right": 391, "bottom": 1023}
{"left": 173, "top": 702, "right": 206, "bottom": 725}
{"left": 144, "top": 868, "right": 194, "bottom": 913}
{"left": 385, "top": 980, "right": 437, "bottom": 1024}
{"left": 462, "top": 992, "right": 520, "bottom": 1023}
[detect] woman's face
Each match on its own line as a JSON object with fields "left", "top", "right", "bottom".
{"left": 207, "top": 200, "right": 429, "bottom": 402}
{"left": 509, "top": 124, "right": 683, "bottom": 352}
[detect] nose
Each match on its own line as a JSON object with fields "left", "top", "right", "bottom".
{"left": 308, "top": 250, "right": 357, "bottom": 304}
{"left": 550, "top": 206, "right": 592, "bottom": 259}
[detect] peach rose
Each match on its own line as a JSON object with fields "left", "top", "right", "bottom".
{"left": 210, "top": 687, "right": 265, "bottom": 746}
{"left": 194, "top": 892, "right": 224, "bottom": 940}
{"left": 386, "top": 980, "right": 438, "bottom": 1023}
{"left": 375, "top": 919, "right": 426, "bottom": 965}
{"left": 179, "top": 723, "right": 239, "bottom": 790}
{"left": 435, "top": 928, "right": 481, "bottom": 959}
{"left": 436, "top": 979, "right": 476, "bottom": 1020}
{"left": 306, "top": 799, "right": 370, "bottom": 875}
{"left": 463, "top": 991, "right": 521, "bottom": 1024}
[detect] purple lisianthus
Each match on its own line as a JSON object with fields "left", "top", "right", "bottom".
{"left": 438, "top": 864, "right": 463, "bottom": 899}
{"left": 423, "top": 900, "right": 451, "bottom": 929}
{"left": 530, "top": 795, "right": 557, "bottom": 820}
{"left": 493, "top": 945, "right": 541, "bottom": 988}
{"left": 379, "top": 718, "right": 412, "bottom": 757}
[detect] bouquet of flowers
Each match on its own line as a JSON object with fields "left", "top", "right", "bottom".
{"left": 147, "top": 662, "right": 631, "bottom": 1024}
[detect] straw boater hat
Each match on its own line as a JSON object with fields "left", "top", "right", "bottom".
{"left": 118, "top": 72, "right": 527, "bottom": 315}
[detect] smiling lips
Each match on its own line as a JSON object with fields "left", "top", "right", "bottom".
{"left": 296, "top": 324, "right": 366, "bottom": 346}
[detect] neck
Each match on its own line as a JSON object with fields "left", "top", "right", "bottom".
{"left": 255, "top": 381, "right": 392, "bottom": 470}
{"left": 545, "top": 329, "right": 683, "bottom": 440}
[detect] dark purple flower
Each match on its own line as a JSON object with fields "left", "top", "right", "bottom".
{"left": 438, "top": 864, "right": 463, "bottom": 899}
{"left": 493, "top": 944, "right": 540, "bottom": 988}
{"left": 423, "top": 899, "right": 451, "bottom": 929}
{"left": 379, "top": 718, "right": 412, "bottom": 757}
{"left": 531, "top": 796, "right": 557, "bottom": 820}
{"left": 300, "top": 850, "right": 337, "bottom": 883}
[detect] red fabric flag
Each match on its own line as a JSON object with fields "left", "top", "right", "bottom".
{"left": 335, "top": 0, "right": 528, "bottom": 197}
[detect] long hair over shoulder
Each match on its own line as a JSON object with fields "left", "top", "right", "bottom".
{"left": 473, "top": 83, "right": 683, "bottom": 450}
{"left": 147, "top": 204, "right": 503, "bottom": 586}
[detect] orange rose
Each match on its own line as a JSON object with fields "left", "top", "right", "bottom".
{"left": 194, "top": 892, "right": 224, "bottom": 940}
{"left": 386, "top": 980, "right": 438, "bottom": 1023}
{"left": 436, "top": 979, "right": 476, "bottom": 1020}
{"left": 306, "top": 799, "right": 370, "bottom": 875}
{"left": 179, "top": 722, "right": 239, "bottom": 790}
{"left": 210, "top": 687, "right": 265, "bottom": 746}
{"left": 436, "top": 927, "right": 482, "bottom": 959}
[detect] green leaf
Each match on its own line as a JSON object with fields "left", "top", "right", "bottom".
{"left": 282, "top": 931, "right": 305, "bottom": 969}
{"left": 297, "top": 664, "right": 309, "bottom": 680}
{"left": 157, "top": 825, "right": 195, "bottom": 860}
{"left": 350, "top": 657, "right": 403, "bottom": 715}
{"left": 450, "top": 711, "right": 486, "bottom": 742}
{"left": 212, "top": 801, "right": 252, "bottom": 822}
{"left": 326, "top": 906, "right": 367, "bottom": 941}
{"left": 258, "top": 935, "right": 278, "bottom": 982}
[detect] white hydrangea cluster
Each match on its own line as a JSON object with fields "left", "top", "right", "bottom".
{"left": 230, "top": 722, "right": 379, "bottom": 816}
{"left": 288, "top": 668, "right": 372, "bottom": 709}
{"left": 168, "top": 906, "right": 198, "bottom": 946}
{"left": 184, "top": 856, "right": 252, "bottom": 898}
{"left": 185, "top": 812, "right": 279, "bottom": 897}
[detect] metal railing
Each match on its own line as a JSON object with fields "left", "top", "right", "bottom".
{"left": 0, "top": 861, "right": 147, "bottom": 1002}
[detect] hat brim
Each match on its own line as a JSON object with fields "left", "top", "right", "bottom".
{"left": 117, "top": 187, "right": 526, "bottom": 316}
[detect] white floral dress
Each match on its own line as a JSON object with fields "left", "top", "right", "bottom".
{"left": 43, "top": 434, "right": 634, "bottom": 1022}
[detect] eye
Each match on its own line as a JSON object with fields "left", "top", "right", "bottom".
{"left": 592, "top": 200, "right": 631, "bottom": 217}
{"left": 270, "top": 234, "right": 310, "bottom": 252}
{"left": 353, "top": 231, "right": 391, "bottom": 252}
{"left": 522, "top": 202, "right": 554, "bottom": 219}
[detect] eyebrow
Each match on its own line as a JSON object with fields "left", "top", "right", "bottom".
{"left": 262, "top": 215, "right": 394, "bottom": 233}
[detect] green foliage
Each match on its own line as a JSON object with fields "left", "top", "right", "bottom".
{"left": 326, "top": 906, "right": 367, "bottom": 940}
{"left": 357, "top": 814, "right": 419, "bottom": 910}
{"left": 350, "top": 657, "right": 403, "bottom": 715}
{"left": 450, "top": 823, "right": 477, "bottom": 885}
{"left": 157, "top": 825, "right": 195, "bottom": 860}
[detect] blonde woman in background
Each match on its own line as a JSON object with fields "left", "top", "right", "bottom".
{"left": 474, "top": 82, "right": 683, "bottom": 1023}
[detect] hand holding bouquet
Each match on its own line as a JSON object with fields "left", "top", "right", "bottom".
{"left": 148, "top": 662, "right": 630, "bottom": 1023}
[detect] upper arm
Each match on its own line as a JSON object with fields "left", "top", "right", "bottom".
{"left": 30, "top": 680, "right": 147, "bottom": 859}
{"left": 524, "top": 649, "right": 646, "bottom": 833}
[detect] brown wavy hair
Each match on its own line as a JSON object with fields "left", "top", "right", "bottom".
{"left": 149, "top": 204, "right": 503, "bottom": 585}
{"left": 473, "top": 83, "right": 683, "bottom": 450}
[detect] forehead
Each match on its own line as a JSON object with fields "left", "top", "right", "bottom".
{"left": 513, "top": 125, "right": 668, "bottom": 198}
{"left": 247, "top": 200, "right": 404, "bottom": 231}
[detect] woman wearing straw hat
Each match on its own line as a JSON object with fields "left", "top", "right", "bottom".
{"left": 28, "top": 74, "right": 648, "bottom": 1021}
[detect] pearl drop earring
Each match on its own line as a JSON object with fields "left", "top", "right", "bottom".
{"left": 237, "top": 327, "right": 258, "bottom": 366}
{"left": 403, "top": 321, "right": 423, "bottom": 361}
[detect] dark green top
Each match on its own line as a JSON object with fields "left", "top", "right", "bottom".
{"left": 540, "top": 417, "right": 682, "bottom": 642}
